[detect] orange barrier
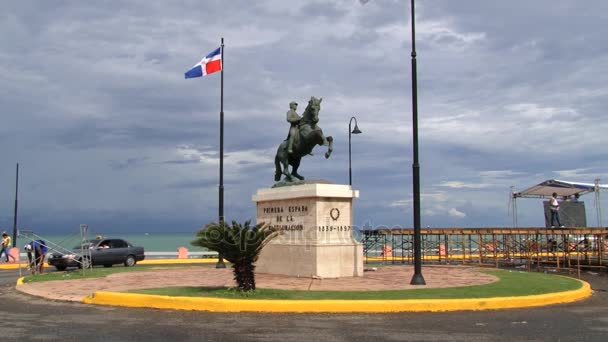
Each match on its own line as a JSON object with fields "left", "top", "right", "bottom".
{"left": 381, "top": 245, "right": 392, "bottom": 257}
{"left": 438, "top": 244, "right": 446, "bottom": 256}
{"left": 177, "top": 247, "right": 188, "bottom": 259}
{"left": 8, "top": 247, "right": 20, "bottom": 263}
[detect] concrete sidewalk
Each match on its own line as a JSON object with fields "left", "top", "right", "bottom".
{"left": 17, "top": 265, "right": 496, "bottom": 302}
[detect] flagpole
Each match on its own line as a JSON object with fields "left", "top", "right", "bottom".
{"left": 216, "top": 37, "right": 226, "bottom": 268}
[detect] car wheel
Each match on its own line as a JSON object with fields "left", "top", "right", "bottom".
{"left": 124, "top": 255, "right": 136, "bottom": 267}
{"left": 103, "top": 264, "right": 112, "bottom": 268}
{"left": 78, "top": 257, "right": 91, "bottom": 269}
{"left": 55, "top": 266, "right": 67, "bottom": 271}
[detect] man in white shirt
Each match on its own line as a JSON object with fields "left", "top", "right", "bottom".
{"left": 550, "top": 192, "right": 565, "bottom": 228}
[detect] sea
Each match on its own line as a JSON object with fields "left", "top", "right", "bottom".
{"left": 17, "top": 232, "right": 204, "bottom": 253}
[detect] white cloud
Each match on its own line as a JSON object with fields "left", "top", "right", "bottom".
{"left": 418, "top": 19, "right": 486, "bottom": 49}
{"left": 389, "top": 199, "right": 410, "bottom": 208}
{"left": 448, "top": 208, "right": 466, "bottom": 219}
{"left": 505, "top": 103, "right": 580, "bottom": 121}
{"left": 175, "top": 145, "right": 217, "bottom": 165}
{"left": 438, "top": 181, "right": 490, "bottom": 189}
{"left": 553, "top": 168, "right": 598, "bottom": 180}
{"left": 479, "top": 170, "right": 524, "bottom": 179}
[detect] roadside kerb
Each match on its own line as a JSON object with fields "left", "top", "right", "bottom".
{"left": 0, "top": 258, "right": 218, "bottom": 270}
{"left": 81, "top": 278, "right": 592, "bottom": 313}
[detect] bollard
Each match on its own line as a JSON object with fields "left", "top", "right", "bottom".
{"left": 177, "top": 247, "right": 188, "bottom": 259}
{"left": 381, "top": 245, "right": 392, "bottom": 257}
{"left": 438, "top": 244, "right": 446, "bottom": 256}
{"left": 8, "top": 247, "right": 20, "bottom": 263}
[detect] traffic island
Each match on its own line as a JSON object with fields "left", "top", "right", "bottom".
{"left": 15, "top": 265, "right": 593, "bottom": 312}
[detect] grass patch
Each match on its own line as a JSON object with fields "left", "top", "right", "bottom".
{"left": 129, "top": 270, "right": 582, "bottom": 300}
{"left": 21, "top": 264, "right": 214, "bottom": 283}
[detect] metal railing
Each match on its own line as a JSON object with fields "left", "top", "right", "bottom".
{"left": 363, "top": 227, "right": 608, "bottom": 273}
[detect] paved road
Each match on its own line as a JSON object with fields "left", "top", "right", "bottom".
{"left": 1, "top": 269, "right": 607, "bottom": 341}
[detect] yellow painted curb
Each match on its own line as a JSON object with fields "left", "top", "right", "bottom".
{"left": 0, "top": 259, "right": 217, "bottom": 270}
{"left": 82, "top": 279, "right": 592, "bottom": 313}
{"left": 16, "top": 277, "right": 24, "bottom": 286}
{"left": 0, "top": 263, "right": 42, "bottom": 270}
{"left": 139, "top": 258, "right": 218, "bottom": 265}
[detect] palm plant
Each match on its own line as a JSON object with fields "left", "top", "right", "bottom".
{"left": 191, "top": 220, "right": 278, "bottom": 291}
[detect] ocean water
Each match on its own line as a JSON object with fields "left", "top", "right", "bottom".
{"left": 17, "top": 232, "right": 203, "bottom": 252}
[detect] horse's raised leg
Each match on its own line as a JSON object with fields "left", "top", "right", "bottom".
{"left": 323, "top": 136, "right": 333, "bottom": 159}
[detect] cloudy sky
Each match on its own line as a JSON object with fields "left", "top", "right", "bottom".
{"left": 1, "top": 0, "right": 607, "bottom": 235}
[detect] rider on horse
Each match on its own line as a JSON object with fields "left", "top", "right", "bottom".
{"left": 274, "top": 96, "right": 333, "bottom": 183}
{"left": 286, "top": 101, "right": 301, "bottom": 154}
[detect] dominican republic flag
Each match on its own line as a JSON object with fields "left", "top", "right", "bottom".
{"left": 185, "top": 47, "right": 222, "bottom": 79}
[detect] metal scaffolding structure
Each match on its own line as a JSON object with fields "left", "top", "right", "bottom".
{"left": 18, "top": 224, "right": 93, "bottom": 275}
{"left": 363, "top": 227, "right": 608, "bottom": 273}
{"left": 511, "top": 179, "right": 607, "bottom": 228}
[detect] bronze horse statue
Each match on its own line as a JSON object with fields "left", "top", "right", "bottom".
{"left": 274, "top": 96, "right": 333, "bottom": 182}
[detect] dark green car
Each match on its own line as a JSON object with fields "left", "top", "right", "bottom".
{"left": 48, "top": 238, "right": 145, "bottom": 271}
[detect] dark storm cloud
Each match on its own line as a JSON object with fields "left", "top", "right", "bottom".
{"left": 108, "top": 157, "right": 149, "bottom": 171}
{"left": 167, "top": 179, "right": 217, "bottom": 189}
{"left": 1, "top": 0, "right": 607, "bottom": 233}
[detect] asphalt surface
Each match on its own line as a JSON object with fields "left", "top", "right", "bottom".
{"left": 1, "top": 269, "right": 607, "bottom": 342}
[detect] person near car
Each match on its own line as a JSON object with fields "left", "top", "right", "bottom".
{"left": 24, "top": 243, "right": 36, "bottom": 274}
{"left": 31, "top": 240, "right": 48, "bottom": 274}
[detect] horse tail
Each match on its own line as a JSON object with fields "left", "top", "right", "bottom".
{"left": 274, "top": 154, "right": 282, "bottom": 182}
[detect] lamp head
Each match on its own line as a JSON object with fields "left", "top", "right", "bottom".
{"left": 351, "top": 124, "right": 362, "bottom": 134}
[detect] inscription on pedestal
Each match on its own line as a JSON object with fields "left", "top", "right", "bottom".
{"left": 260, "top": 204, "right": 308, "bottom": 230}
{"left": 257, "top": 198, "right": 354, "bottom": 244}
{"left": 253, "top": 183, "right": 363, "bottom": 277}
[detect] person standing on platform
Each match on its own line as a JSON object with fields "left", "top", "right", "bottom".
{"left": 550, "top": 192, "right": 565, "bottom": 228}
{"left": 0, "top": 232, "right": 15, "bottom": 263}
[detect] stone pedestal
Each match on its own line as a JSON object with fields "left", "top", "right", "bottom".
{"left": 252, "top": 183, "right": 363, "bottom": 278}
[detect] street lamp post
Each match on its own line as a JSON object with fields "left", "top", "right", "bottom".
{"left": 348, "top": 116, "right": 362, "bottom": 186}
{"left": 409, "top": 0, "right": 425, "bottom": 285}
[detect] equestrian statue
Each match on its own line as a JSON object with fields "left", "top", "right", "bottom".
{"left": 274, "top": 96, "right": 333, "bottom": 183}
